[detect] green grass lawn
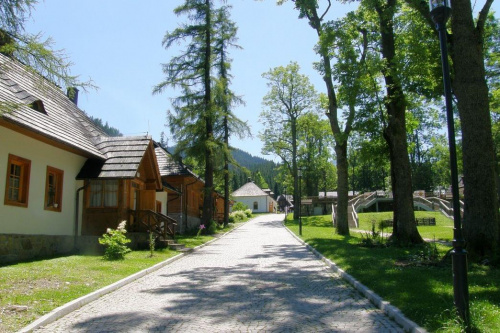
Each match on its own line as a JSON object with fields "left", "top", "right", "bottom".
{"left": 357, "top": 211, "right": 454, "bottom": 241}
{"left": 285, "top": 213, "right": 500, "bottom": 332}
{"left": 0, "top": 219, "right": 249, "bottom": 333}
{"left": 0, "top": 250, "right": 179, "bottom": 332}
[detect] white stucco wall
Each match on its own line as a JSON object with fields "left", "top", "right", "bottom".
{"left": 233, "top": 195, "right": 269, "bottom": 213}
{"left": 156, "top": 191, "right": 168, "bottom": 215}
{"left": 0, "top": 126, "right": 87, "bottom": 235}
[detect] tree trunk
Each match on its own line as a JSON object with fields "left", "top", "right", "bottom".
{"left": 292, "top": 118, "right": 299, "bottom": 220}
{"left": 335, "top": 141, "right": 350, "bottom": 235}
{"left": 201, "top": 0, "right": 214, "bottom": 228}
{"left": 223, "top": 115, "right": 229, "bottom": 227}
{"left": 376, "top": 0, "right": 423, "bottom": 244}
{"left": 450, "top": 0, "right": 499, "bottom": 257}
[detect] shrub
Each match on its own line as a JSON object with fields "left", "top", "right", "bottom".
{"left": 206, "top": 220, "right": 217, "bottom": 234}
{"left": 98, "top": 221, "right": 131, "bottom": 260}
{"left": 244, "top": 209, "right": 252, "bottom": 217}
{"left": 232, "top": 202, "right": 248, "bottom": 212}
{"left": 230, "top": 210, "right": 247, "bottom": 222}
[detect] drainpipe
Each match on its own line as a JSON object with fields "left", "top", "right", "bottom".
{"left": 74, "top": 182, "right": 88, "bottom": 252}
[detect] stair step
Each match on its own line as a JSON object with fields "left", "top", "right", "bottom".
{"left": 168, "top": 243, "right": 186, "bottom": 251}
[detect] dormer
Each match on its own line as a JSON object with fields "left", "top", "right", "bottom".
{"left": 28, "top": 99, "right": 46, "bottom": 114}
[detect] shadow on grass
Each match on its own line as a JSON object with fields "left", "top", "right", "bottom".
{"left": 287, "top": 215, "right": 500, "bottom": 332}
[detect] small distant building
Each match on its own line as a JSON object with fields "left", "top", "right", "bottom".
{"left": 277, "top": 194, "right": 293, "bottom": 212}
{"left": 231, "top": 180, "right": 277, "bottom": 213}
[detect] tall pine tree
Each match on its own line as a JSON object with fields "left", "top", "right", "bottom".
{"left": 212, "top": 4, "right": 249, "bottom": 227}
{"left": 154, "top": 0, "right": 216, "bottom": 229}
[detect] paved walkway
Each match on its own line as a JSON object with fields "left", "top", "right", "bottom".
{"left": 35, "top": 214, "right": 404, "bottom": 332}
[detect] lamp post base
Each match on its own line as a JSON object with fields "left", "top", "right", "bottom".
{"left": 452, "top": 243, "right": 470, "bottom": 326}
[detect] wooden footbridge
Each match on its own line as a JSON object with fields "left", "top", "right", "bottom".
{"left": 331, "top": 191, "right": 464, "bottom": 228}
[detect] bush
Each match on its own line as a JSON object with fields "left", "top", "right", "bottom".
{"left": 244, "top": 209, "right": 252, "bottom": 217}
{"left": 229, "top": 210, "right": 247, "bottom": 222}
{"left": 207, "top": 220, "right": 217, "bottom": 234}
{"left": 232, "top": 202, "right": 248, "bottom": 212}
{"left": 98, "top": 221, "right": 131, "bottom": 260}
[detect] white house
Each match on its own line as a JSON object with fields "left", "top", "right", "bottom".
{"left": 231, "top": 180, "right": 277, "bottom": 213}
{"left": 0, "top": 54, "right": 175, "bottom": 264}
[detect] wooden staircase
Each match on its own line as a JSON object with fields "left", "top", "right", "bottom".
{"left": 130, "top": 210, "right": 186, "bottom": 251}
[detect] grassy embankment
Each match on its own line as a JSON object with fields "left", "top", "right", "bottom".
{"left": 285, "top": 211, "right": 499, "bottom": 332}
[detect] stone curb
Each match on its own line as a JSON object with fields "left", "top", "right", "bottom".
{"left": 282, "top": 221, "right": 427, "bottom": 333}
{"left": 19, "top": 219, "right": 252, "bottom": 333}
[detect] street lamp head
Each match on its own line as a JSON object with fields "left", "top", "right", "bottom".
{"left": 429, "top": 0, "right": 451, "bottom": 26}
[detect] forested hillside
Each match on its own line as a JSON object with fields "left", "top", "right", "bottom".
{"left": 230, "top": 149, "right": 279, "bottom": 196}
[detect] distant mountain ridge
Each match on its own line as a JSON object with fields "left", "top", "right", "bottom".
{"left": 231, "top": 148, "right": 273, "bottom": 168}
{"left": 166, "top": 145, "right": 278, "bottom": 193}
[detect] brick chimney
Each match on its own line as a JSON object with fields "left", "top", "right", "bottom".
{"left": 67, "top": 87, "right": 79, "bottom": 105}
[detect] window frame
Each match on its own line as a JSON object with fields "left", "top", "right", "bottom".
{"left": 88, "top": 179, "right": 119, "bottom": 208}
{"left": 253, "top": 201, "right": 258, "bottom": 210}
{"left": 4, "top": 154, "right": 31, "bottom": 207}
{"left": 44, "top": 166, "right": 63, "bottom": 212}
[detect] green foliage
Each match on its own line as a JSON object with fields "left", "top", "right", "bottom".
{"left": 252, "top": 170, "right": 269, "bottom": 189}
{"left": 207, "top": 220, "right": 217, "bottom": 234}
{"left": 98, "top": 221, "right": 131, "bottom": 260}
{"left": 297, "top": 112, "right": 337, "bottom": 196}
{"left": 88, "top": 116, "right": 123, "bottom": 137}
{"left": 359, "top": 220, "right": 386, "bottom": 248}
{"left": 0, "top": 0, "right": 94, "bottom": 92}
{"left": 244, "top": 209, "right": 252, "bottom": 217}
{"left": 232, "top": 201, "right": 248, "bottom": 211}
{"left": 229, "top": 210, "right": 247, "bottom": 222}
{"left": 148, "top": 231, "right": 155, "bottom": 258}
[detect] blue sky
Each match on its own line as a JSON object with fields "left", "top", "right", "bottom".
{"left": 24, "top": 0, "right": 357, "bottom": 159}
{"left": 25, "top": 0, "right": 498, "bottom": 159}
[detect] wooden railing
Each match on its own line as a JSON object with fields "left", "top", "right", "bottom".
{"left": 129, "top": 210, "right": 177, "bottom": 240}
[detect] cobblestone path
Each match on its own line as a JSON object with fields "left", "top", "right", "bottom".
{"left": 35, "top": 214, "right": 404, "bottom": 332}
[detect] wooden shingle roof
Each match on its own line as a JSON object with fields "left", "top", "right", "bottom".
{"left": 0, "top": 54, "right": 106, "bottom": 158}
{"left": 232, "top": 181, "right": 269, "bottom": 197}
{"left": 154, "top": 144, "right": 204, "bottom": 181}
{"left": 77, "top": 135, "right": 153, "bottom": 179}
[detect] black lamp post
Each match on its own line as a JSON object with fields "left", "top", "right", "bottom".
{"left": 284, "top": 186, "right": 287, "bottom": 216}
{"left": 298, "top": 168, "right": 302, "bottom": 236}
{"left": 429, "top": 0, "right": 470, "bottom": 324}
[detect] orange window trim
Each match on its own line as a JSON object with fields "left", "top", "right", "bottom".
{"left": 44, "top": 166, "right": 64, "bottom": 212}
{"left": 4, "top": 154, "right": 31, "bottom": 207}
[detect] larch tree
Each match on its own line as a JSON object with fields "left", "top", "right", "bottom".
{"left": 0, "top": 0, "right": 94, "bottom": 114}
{"left": 212, "top": 4, "right": 249, "bottom": 227}
{"left": 259, "top": 62, "right": 318, "bottom": 220}
{"left": 154, "top": 0, "right": 217, "bottom": 230}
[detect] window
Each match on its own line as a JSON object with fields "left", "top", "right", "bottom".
{"left": 29, "top": 100, "right": 46, "bottom": 114}
{"left": 253, "top": 201, "right": 258, "bottom": 210}
{"left": 4, "top": 154, "right": 31, "bottom": 207}
{"left": 44, "top": 166, "right": 63, "bottom": 212}
{"left": 89, "top": 179, "right": 118, "bottom": 207}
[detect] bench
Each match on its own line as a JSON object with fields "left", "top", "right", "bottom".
{"left": 379, "top": 217, "right": 436, "bottom": 228}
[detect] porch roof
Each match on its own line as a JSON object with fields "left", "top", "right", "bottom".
{"left": 76, "top": 135, "right": 154, "bottom": 179}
